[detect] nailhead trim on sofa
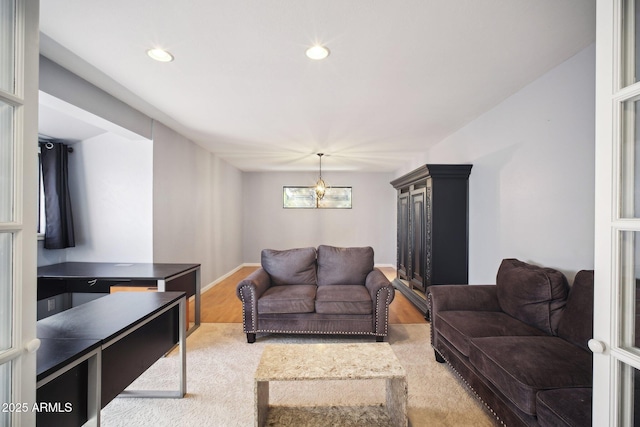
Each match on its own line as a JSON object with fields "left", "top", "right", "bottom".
{"left": 238, "top": 283, "right": 392, "bottom": 337}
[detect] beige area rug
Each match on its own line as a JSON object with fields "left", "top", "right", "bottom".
{"left": 101, "top": 323, "right": 496, "bottom": 427}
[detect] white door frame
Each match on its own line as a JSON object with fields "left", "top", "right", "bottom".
{"left": 594, "top": 0, "right": 640, "bottom": 424}
{"left": 0, "top": 0, "right": 39, "bottom": 425}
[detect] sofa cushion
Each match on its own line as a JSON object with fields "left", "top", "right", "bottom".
{"left": 436, "top": 311, "right": 548, "bottom": 357}
{"left": 556, "top": 270, "right": 594, "bottom": 352}
{"left": 317, "top": 245, "right": 374, "bottom": 286}
{"left": 469, "top": 336, "right": 592, "bottom": 416}
{"left": 257, "top": 285, "right": 316, "bottom": 314}
{"left": 496, "top": 258, "right": 569, "bottom": 335}
{"left": 536, "top": 388, "right": 592, "bottom": 427}
{"left": 315, "top": 285, "right": 372, "bottom": 315}
{"left": 261, "top": 247, "right": 317, "bottom": 286}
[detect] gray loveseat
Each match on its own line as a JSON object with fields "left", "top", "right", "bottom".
{"left": 429, "top": 259, "right": 594, "bottom": 426}
{"left": 236, "top": 245, "right": 395, "bottom": 343}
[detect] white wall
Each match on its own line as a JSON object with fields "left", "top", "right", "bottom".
{"left": 242, "top": 171, "right": 396, "bottom": 265}
{"left": 152, "top": 122, "right": 244, "bottom": 287}
{"left": 396, "top": 45, "right": 596, "bottom": 283}
{"left": 64, "top": 132, "right": 154, "bottom": 262}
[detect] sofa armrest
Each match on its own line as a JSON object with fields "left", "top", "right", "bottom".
{"left": 365, "top": 268, "right": 395, "bottom": 336}
{"left": 236, "top": 267, "right": 272, "bottom": 299}
{"left": 236, "top": 268, "right": 272, "bottom": 333}
{"left": 427, "top": 284, "right": 500, "bottom": 351}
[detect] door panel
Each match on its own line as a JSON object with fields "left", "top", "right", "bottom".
{"left": 595, "top": 0, "right": 640, "bottom": 423}
{"left": 410, "top": 189, "right": 426, "bottom": 292}
{"left": 397, "top": 192, "right": 409, "bottom": 280}
{"left": 0, "top": 0, "right": 39, "bottom": 425}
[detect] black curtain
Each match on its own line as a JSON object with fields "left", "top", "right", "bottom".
{"left": 40, "top": 141, "right": 75, "bottom": 249}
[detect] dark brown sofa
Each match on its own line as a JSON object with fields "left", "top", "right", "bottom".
{"left": 236, "top": 245, "right": 395, "bottom": 343}
{"left": 428, "top": 259, "right": 594, "bottom": 426}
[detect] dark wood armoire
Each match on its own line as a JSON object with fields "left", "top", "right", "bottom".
{"left": 390, "top": 164, "right": 472, "bottom": 317}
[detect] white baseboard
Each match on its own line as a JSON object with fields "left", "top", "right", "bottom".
{"left": 375, "top": 263, "right": 396, "bottom": 269}
{"left": 201, "top": 264, "right": 242, "bottom": 294}
{"left": 201, "top": 263, "right": 260, "bottom": 294}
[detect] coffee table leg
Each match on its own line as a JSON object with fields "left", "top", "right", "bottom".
{"left": 255, "top": 380, "right": 269, "bottom": 427}
{"left": 386, "top": 377, "right": 408, "bottom": 426}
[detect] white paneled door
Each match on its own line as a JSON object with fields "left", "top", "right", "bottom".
{"left": 0, "top": 0, "right": 39, "bottom": 425}
{"left": 595, "top": 0, "right": 640, "bottom": 424}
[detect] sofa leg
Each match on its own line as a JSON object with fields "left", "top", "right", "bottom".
{"left": 376, "top": 336, "right": 384, "bottom": 342}
{"left": 434, "top": 350, "right": 445, "bottom": 363}
{"left": 247, "top": 333, "right": 256, "bottom": 343}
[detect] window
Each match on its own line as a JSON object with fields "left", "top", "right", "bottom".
{"left": 283, "top": 186, "right": 352, "bottom": 209}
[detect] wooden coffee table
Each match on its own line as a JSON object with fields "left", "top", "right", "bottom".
{"left": 254, "top": 343, "right": 408, "bottom": 426}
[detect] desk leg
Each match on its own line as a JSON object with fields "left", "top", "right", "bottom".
{"left": 386, "top": 377, "right": 408, "bottom": 427}
{"left": 117, "top": 298, "right": 186, "bottom": 399}
{"left": 178, "top": 297, "right": 187, "bottom": 397}
{"left": 85, "top": 350, "right": 102, "bottom": 427}
{"left": 194, "top": 267, "right": 201, "bottom": 328}
{"left": 255, "top": 380, "right": 269, "bottom": 427}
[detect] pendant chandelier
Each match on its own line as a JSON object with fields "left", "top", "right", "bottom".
{"left": 315, "top": 153, "right": 327, "bottom": 200}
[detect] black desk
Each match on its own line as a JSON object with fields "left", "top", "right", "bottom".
{"left": 37, "top": 262, "right": 200, "bottom": 333}
{"left": 36, "top": 292, "right": 187, "bottom": 427}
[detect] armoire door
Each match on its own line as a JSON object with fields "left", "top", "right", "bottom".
{"left": 397, "top": 192, "right": 410, "bottom": 280}
{"left": 410, "top": 187, "right": 426, "bottom": 292}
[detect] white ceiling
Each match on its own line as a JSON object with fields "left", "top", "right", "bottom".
{"left": 38, "top": 0, "right": 596, "bottom": 172}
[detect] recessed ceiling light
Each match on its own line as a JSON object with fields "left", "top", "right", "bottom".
{"left": 305, "top": 45, "right": 330, "bottom": 60}
{"left": 147, "top": 48, "right": 174, "bottom": 62}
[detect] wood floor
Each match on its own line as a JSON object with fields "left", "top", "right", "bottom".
{"left": 189, "top": 266, "right": 427, "bottom": 324}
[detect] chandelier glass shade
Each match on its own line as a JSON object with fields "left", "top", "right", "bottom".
{"left": 315, "top": 153, "right": 327, "bottom": 200}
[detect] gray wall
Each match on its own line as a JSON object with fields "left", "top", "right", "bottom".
{"left": 39, "top": 56, "right": 152, "bottom": 140}
{"left": 395, "top": 44, "right": 596, "bottom": 283}
{"left": 242, "top": 171, "right": 396, "bottom": 265}
{"left": 152, "top": 122, "right": 244, "bottom": 287}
